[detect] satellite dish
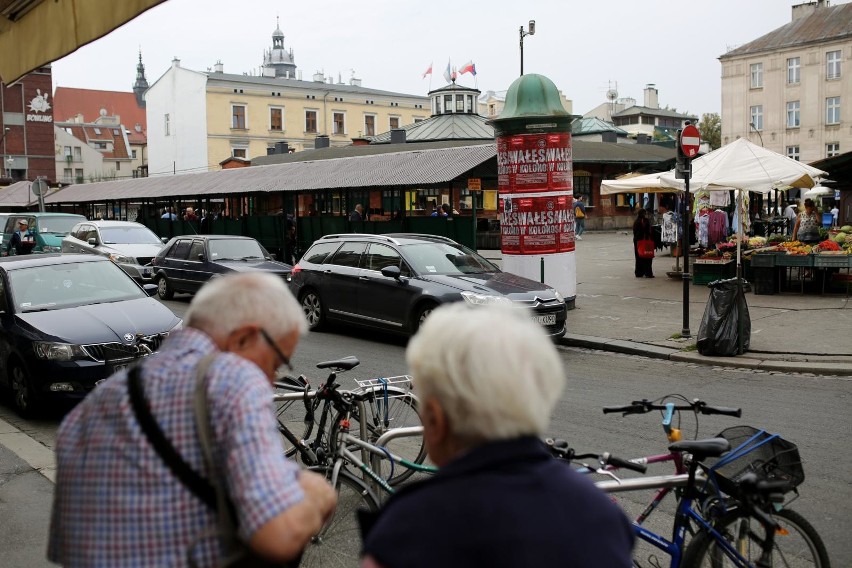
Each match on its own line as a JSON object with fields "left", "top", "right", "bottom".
{"left": 606, "top": 89, "right": 618, "bottom": 101}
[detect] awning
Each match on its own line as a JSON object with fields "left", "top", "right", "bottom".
{"left": 0, "top": 0, "right": 167, "bottom": 83}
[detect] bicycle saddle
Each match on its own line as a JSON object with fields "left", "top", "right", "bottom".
{"left": 316, "top": 356, "right": 360, "bottom": 371}
{"left": 669, "top": 437, "right": 731, "bottom": 459}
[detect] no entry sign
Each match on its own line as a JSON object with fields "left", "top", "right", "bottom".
{"left": 680, "top": 124, "right": 700, "bottom": 158}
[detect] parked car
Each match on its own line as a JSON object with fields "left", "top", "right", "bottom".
{"left": 151, "top": 235, "right": 292, "bottom": 299}
{"left": 1, "top": 212, "right": 85, "bottom": 255}
{"left": 289, "top": 233, "right": 567, "bottom": 337}
{"left": 61, "top": 220, "right": 165, "bottom": 284}
{"left": 0, "top": 254, "right": 182, "bottom": 416}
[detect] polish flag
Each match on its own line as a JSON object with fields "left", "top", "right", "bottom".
{"left": 459, "top": 61, "right": 476, "bottom": 76}
{"left": 422, "top": 62, "right": 433, "bottom": 79}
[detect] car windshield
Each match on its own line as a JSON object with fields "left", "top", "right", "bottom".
{"left": 9, "top": 260, "right": 146, "bottom": 312}
{"left": 208, "top": 239, "right": 266, "bottom": 260}
{"left": 34, "top": 216, "right": 82, "bottom": 235}
{"left": 402, "top": 243, "right": 498, "bottom": 275}
{"left": 100, "top": 226, "right": 162, "bottom": 245}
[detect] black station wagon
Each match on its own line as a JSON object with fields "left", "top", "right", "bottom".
{"left": 289, "top": 233, "right": 567, "bottom": 337}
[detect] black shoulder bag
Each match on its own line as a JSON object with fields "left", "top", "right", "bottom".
{"left": 128, "top": 355, "right": 299, "bottom": 567}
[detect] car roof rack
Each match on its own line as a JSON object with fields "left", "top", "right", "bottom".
{"left": 319, "top": 233, "right": 402, "bottom": 245}
{"left": 384, "top": 233, "right": 457, "bottom": 244}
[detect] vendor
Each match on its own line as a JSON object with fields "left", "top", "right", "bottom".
{"left": 792, "top": 199, "right": 821, "bottom": 244}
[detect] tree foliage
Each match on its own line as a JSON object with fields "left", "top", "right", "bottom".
{"left": 698, "top": 113, "right": 721, "bottom": 150}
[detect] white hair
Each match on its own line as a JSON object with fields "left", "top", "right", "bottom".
{"left": 406, "top": 303, "right": 565, "bottom": 442}
{"left": 185, "top": 272, "right": 307, "bottom": 340}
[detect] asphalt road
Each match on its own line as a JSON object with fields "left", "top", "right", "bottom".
{"left": 1, "top": 295, "right": 849, "bottom": 566}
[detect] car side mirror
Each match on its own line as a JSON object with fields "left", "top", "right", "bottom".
{"left": 161, "top": 237, "right": 168, "bottom": 243}
{"left": 142, "top": 283, "right": 158, "bottom": 297}
{"left": 197, "top": 253, "right": 205, "bottom": 262}
{"left": 87, "top": 237, "right": 98, "bottom": 246}
{"left": 381, "top": 265, "right": 402, "bottom": 280}
{"left": 268, "top": 253, "right": 276, "bottom": 260}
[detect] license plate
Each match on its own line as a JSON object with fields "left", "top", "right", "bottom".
{"left": 532, "top": 314, "right": 557, "bottom": 325}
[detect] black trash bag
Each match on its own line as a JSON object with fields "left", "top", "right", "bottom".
{"left": 697, "top": 278, "right": 751, "bottom": 356}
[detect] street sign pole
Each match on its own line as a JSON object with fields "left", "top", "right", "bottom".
{"left": 681, "top": 170, "right": 691, "bottom": 338}
{"left": 675, "top": 124, "right": 699, "bottom": 338}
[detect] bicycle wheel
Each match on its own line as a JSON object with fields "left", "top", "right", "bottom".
{"left": 273, "top": 377, "right": 315, "bottom": 458}
{"left": 682, "top": 507, "right": 830, "bottom": 568}
{"left": 332, "top": 386, "right": 426, "bottom": 485}
{"left": 299, "top": 466, "right": 380, "bottom": 568}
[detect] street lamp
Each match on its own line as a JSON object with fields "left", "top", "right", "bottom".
{"left": 519, "top": 20, "right": 535, "bottom": 76}
{"left": 5, "top": 156, "right": 13, "bottom": 179}
{"left": 748, "top": 122, "right": 764, "bottom": 147}
{"left": 1, "top": 127, "right": 9, "bottom": 178}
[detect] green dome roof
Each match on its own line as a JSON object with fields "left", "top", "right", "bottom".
{"left": 496, "top": 74, "right": 570, "bottom": 120}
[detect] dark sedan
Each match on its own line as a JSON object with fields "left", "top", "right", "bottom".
{"left": 151, "top": 235, "right": 292, "bottom": 300}
{"left": 289, "top": 233, "right": 567, "bottom": 337}
{"left": 0, "top": 254, "right": 182, "bottom": 416}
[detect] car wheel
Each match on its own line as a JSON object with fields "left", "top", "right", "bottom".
{"left": 10, "top": 362, "right": 40, "bottom": 418}
{"left": 413, "top": 302, "right": 438, "bottom": 334}
{"left": 157, "top": 275, "right": 174, "bottom": 300}
{"left": 300, "top": 290, "right": 325, "bottom": 331}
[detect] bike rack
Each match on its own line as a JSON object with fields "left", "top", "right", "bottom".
{"left": 369, "top": 426, "right": 425, "bottom": 486}
{"left": 596, "top": 472, "right": 706, "bottom": 494}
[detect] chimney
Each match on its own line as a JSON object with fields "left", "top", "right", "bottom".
{"left": 275, "top": 141, "right": 289, "bottom": 154}
{"left": 349, "top": 77, "right": 362, "bottom": 87}
{"left": 390, "top": 129, "right": 406, "bottom": 144}
{"left": 351, "top": 137, "right": 371, "bottom": 146}
{"left": 171, "top": 57, "right": 181, "bottom": 68}
{"left": 643, "top": 84, "right": 658, "bottom": 109}
{"left": 314, "top": 135, "right": 330, "bottom": 149}
{"left": 213, "top": 60, "right": 223, "bottom": 73}
{"left": 313, "top": 72, "right": 325, "bottom": 82}
{"left": 601, "top": 131, "right": 617, "bottom": 144}
{"left": 791, "top": 1, "right": 825, "bottom": 21}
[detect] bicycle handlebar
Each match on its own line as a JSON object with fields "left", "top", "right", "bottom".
{"left": 603, "top": 399, "right": 741, "bottom": 418}
{"left": 546, "top": 439, "right": 648, "bottom": 474}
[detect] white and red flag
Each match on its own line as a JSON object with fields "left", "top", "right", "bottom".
{"left": 459, "top": 61, "right": 477, "bottom": 76}
{"left": 421, "top": 62, "right": 433, "bottom": 79}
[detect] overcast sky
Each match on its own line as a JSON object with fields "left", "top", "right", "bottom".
{"left": 50, "top": 0, "right": 839, "bottom": 118}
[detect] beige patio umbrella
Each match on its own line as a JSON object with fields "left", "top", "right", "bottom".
{"left": 0, "top": 0, "right": 167, "bottom": 83}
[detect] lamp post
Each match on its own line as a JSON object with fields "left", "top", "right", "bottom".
{"left": 748, "top": 122, "right": 764, "bottom": 147}
{"left": 519, "top": 20, "right": 535, "bottom": 76}
{"left": 5, "top": 156, "right": 13, "bottom": 180}
{"left": 1, "top": 127, "right": 10, "bottom": 178}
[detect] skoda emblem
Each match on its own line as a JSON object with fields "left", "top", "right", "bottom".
{"left": 123, "top": 333, "right": 135, "bottom": 343}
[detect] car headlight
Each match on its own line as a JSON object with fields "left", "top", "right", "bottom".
{"left": 170, "top": 319, "right": 183, "bottom": 331}
{"left": 42, "top": 245, "right": 61, "bottom": 253}
{"left": 554, "top": 289, "right": 565, "bottom": 303}
{"left": 460, "top": 291, "right": 513, "bottom": 306}
{"left": 109, "top": 253, "right": 136, "bottom": 264}
{"left": 33, "top": 341, "right": 88, "bottom": 361}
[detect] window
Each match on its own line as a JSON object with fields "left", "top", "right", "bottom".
{"left": 787, "top": 57, "right": 800, "bottom": 84}
{"left": 94, "top": 141, "right": 108, "bottom": 149}
{"left": 573, "top": 172, "right": 592, "bottom": 206}
{"left": 303, "top": 242, "right": 341, "bottom": 264}
{"left": 93, "top": 127, "right": 101, "bottom": 135}
{"left": 131, "top": 149, "right": 137, "bottom": 159}
{"left": 826, "top": 97, "right": 840, "bottom": 124}
{"left": 750, "top": 63, "right": 763, "bottom": 88}
{"left": 364, "top": 115, "right": 375, "bottom": 136}
{"left": 786, "top": 145, "right": 800, "bottom": 161}
{"left": 305, "top": 110, "right": 317, "bottom": 133}
{"left": 75, "top": 168, "right": 83, "bottom": 181}
{"left": 270, "top": 107, "right": 283, "bottom": 131}
{"left": 827, "top": 50, "right": 841, "bottom": 79}
{"left": 167, "top": 239, "right": 192, "bottom": 260}
{"left": 333, "top": 112, "right": 345, "bottom": 135}
{"left": 188, "top": 241, "right": 205, "bottom": 261}
{"left": 786, "top": 101, "right": 800, "bottom": 128}
{"left": 115, "top": 161, "right": 121, "bottom": 171}
{"left": 231, "top": 105, "right": 246, "bottom": 129}
{"left": 444, "top": 94, "right": 453, "bottom": 113}
{"left": 73, "top": 146, "right": 82, "bottom": 160}
{"left": 826, "top": 142, "right": 840, "bottom": 157}
{"left": 232, "top": 148, "right": 247, "bottom": 159}
{"left": 164, "top": 113, "right": 170, "bottom": 136}
{"left": 467, "top": 95, "right": 473, "bottom": 113}
{"left": 455, "top": 96, "right": 464, "bottom": 112}
{"left": 389, "top": 116, "right": 399, "bottom": 129}
{"left": 329, "top": 242, "right": 367, "bottom": 268}
{"left": 63, "top": 167, "right": 72, "bottom": 181}
{"left": 63, "top": 146, "right": 71, "bottom": 157}
{"left": 750, "top": 106, "right": 763, "bottom": 130}
{"left": 364, "top": 243, "right": 402, "bottom": 272}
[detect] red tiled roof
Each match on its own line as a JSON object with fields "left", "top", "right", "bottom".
{"left": 59, "top": 123, "right": 132, "bottom": 160}
{"left": 53, "top": 87, "right": 147, "bottom": 144}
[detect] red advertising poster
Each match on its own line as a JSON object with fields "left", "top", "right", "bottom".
{"left": 496, "top": 132, "right": 573, "bottom": 194}
{"left": 500, "top": 194, "right": 575, "bottom": 254}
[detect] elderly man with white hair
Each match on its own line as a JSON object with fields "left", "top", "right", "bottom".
{"left": 49, "top": 273, "right": 336, "bottom": 567}
{"left": 361, "top": 303, "right": 634, "bottom": 567}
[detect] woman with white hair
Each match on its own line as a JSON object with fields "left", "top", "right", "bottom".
{"left": 361, "top": 303, "right": 634, "bottom": 568}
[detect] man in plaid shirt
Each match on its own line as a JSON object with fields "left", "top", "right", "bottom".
{"left": 48, "top": 273, "right": 336, "bottom": 567}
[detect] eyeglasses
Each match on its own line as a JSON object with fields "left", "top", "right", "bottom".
{"left": 259, "top": 328, "right": 293, "bottom": 372}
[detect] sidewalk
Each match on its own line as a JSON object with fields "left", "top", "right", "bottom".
{"left": 480, "top": 230, "right": 852, "bottom": 376}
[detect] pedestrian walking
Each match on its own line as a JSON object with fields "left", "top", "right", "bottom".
{"left": 360, "top": 303, "right": 634, "bottom": 568}
{"left": 350, "top": 204, "right": 364, "bottom": 222}
{"left": 574, "top": 196, "right": 586, "bottom": 240}
{"left": 48, "top": 273, "right": 336, "bottom": 567}
{"left": 6, "top": 218, "right": 35, "bottom": 255}
{"left": 633, "top": 209, "right": 654, "bottom": 278}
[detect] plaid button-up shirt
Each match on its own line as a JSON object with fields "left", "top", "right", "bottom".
{"left": 48, "top": 328, "right": 304, "bottom": 567}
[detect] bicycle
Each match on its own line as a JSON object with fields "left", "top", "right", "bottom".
{"left": 597, "top": 397, "right": 830, "bottom": 567}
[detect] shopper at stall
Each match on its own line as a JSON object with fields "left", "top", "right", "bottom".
{"left": 784, "top": 201, "right": 798, "bottom": 235}
{"left": 633, "top": 209, "right": 654, "bottom": 278}
{"left": 792, "top": 198, "right": 822, "bottom": 244}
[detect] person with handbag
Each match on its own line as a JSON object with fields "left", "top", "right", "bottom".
{"left": 633, "top": 208, "right": 655, "bottom": 278}
{"left": 48, "top": 273, "right": 336, "bottom": 568}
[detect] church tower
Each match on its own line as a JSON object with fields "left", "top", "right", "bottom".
{"left": 133, "top": 50, "right": 149, "bottom": 107}
{"left": 261, "top": 17, "right": 297, "bottom": 79}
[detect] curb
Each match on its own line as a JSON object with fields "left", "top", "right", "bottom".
{"left": 0, "top": 418, "right": 56, "bottom": 483}
{"left": 560, "top": 334, "right": 852, "bottom": 377}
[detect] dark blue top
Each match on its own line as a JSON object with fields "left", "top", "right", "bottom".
{"left": 362, "top": 436, "right": 635, "bottom": 567}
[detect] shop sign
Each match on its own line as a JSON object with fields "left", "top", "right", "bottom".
{"left": 499, "top": 193, "right": 575, "bottom": 254}
{"left": 468, "top": 178, "right": 481, "bottom": 191}
{"left": 496, "top": 132, "right": 573, "bottom": 194}
{"left": 26, "top": 89, "right": 53, "bottom": 123}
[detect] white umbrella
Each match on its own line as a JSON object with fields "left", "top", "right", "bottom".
{"left": 600, "top": 172, "right": 680, "bottom": 195}
{"left": 802, "top": 185, "right": 833, "bottom": 199}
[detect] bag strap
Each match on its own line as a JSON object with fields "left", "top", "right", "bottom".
{"left": 128, "top": 362, "right": 218, "bottom": 511}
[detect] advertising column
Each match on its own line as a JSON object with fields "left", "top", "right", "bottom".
{"left": 490, "top": 74, "right": 576, "bottom": 307}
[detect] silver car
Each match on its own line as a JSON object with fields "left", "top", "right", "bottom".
{"left": 61, "top": 220, "right": 165, "bottom": 283}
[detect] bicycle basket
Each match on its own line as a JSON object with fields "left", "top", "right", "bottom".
{"left": 702, "top": 425, "right": 804, "bottom": 496}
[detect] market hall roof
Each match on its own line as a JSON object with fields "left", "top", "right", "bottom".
{"left": 369, "top": 113, "right": 493, "bottom": 144}
{"left": 0, "top": 181, "right": 64, "bottom": 208}
{"left": 719, "top": 2, "right": 852, "bottom": 59}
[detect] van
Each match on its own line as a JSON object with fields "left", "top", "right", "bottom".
{"left": 1, "top": 212, "right": 86, "bottom": 255}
